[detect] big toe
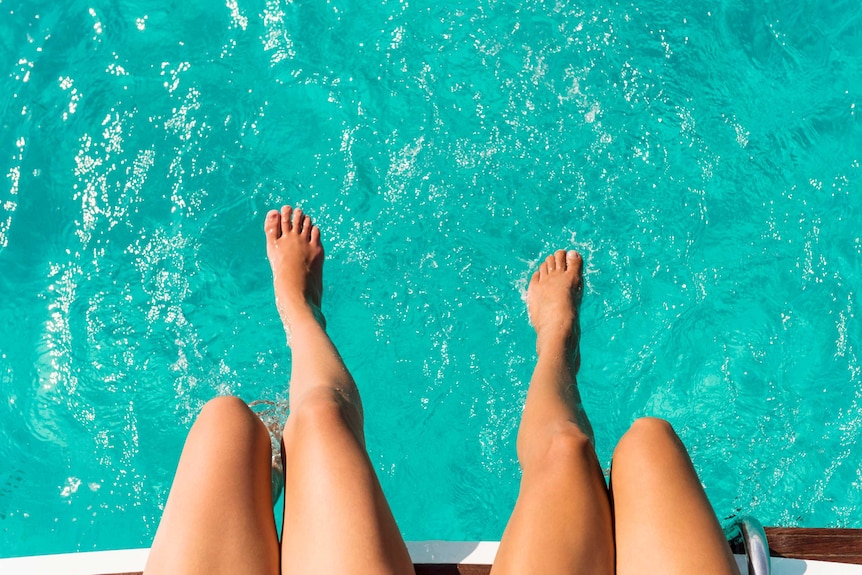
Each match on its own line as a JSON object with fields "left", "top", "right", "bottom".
{"left": 265, "top": 210, "right": 281, "bottom": 241}
{"left": 566, "top": 250, "right": 582, "bottom": 272}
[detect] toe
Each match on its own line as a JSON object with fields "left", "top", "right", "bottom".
{"left": 310, "top": 225, "right": 321, "bottom": 246}
{"left": 566, "top": 250, "right": 582, "bottom": 272}
{"left": 292, "top": 207, "right": 304, "bottom": 233}
{"left": 545, "top": 254, "right": 557, "bottom": 271}
{"left": 265, "top": 210, "right": 281, "bottom": 240}
{"left": 281, "top": 206, "right": 293, "bottom": 235}
{"left": 301, "top": 215, "right": 312, "bottom": 239}
{"left": 554, "top": 249, "right": 567, "bottom": 269}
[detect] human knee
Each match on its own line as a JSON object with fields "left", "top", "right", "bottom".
{"left": 196, "top": 395, "right": 262, "bottom": 428}
{"left": 612, "top": 417, "right": 679, "bottom": 468}
{"left": 521, "top": 422, "right": 595, "bottom": 471}
{"left": 193, "top": 396, "right": 267, "bottom": 441}
{"left": 622, "top": 417, "right": 677, "bottom": 445}
{"left": 198, "top": 395, "right": 253, "bottom": 422}
{"left": 285, "top": 387, "right": 361, "bottom": 439}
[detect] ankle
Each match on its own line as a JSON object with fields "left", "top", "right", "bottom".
{"left": 536, "top": 333, "right": 572, "bottom": 357}
{"left": 277, "top": 298, "right": 324, "bottom": 327}
{"left": 535, "top": 321, "right": 575, "bottom": 350}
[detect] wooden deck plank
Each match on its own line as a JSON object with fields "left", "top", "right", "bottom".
{"left": 764, "top": 528, "right": 862, "bottom": 564}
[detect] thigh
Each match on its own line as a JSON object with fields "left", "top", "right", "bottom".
{"left": 144, "top": 396, "right": 279, "bottom": 575}
{"left": 280, "top": 389, "right": 414, "bottom": 575}
{"left": 490, "top": 427, "right": 614, "bottom": 575}
{"left": 611, "top": 418, "right": 740, "bottom": 575}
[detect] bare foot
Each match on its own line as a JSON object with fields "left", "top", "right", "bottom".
{"left": 527, "top": 249, "right": 583, "bottom": 358}
{"left": 264, "top": 205, "right": 325, "bottom": 338}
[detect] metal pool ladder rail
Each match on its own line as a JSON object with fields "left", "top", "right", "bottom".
{"left": 726, "top": 516, "right": 771, "bottom": 575}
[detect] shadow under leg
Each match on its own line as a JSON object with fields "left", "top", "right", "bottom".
{"left": 611, "top": 417, "right": 741, "bottom": 575}
{"left": 144, "top": 396, "right": 279, "bottom": 575}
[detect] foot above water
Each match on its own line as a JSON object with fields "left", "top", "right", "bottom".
{"left": 526, "top": 249, "right": 583, "bottom": 355}
{"left": 264, "top": 205, "right": 325, "bottom": 334}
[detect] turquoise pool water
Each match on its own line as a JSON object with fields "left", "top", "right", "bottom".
{"left": 1, "top": 0, "right": 860, "bottom": 558}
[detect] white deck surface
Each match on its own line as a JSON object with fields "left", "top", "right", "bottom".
{"left": 1, "top": 543, "right": 861, "bottom": 574}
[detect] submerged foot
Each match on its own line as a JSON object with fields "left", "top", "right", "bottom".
{"left": 264, "top": 205, "right": 325, "bottom": 337}
{"left": 527, "top": 250, "right": 583, "bottom": 359}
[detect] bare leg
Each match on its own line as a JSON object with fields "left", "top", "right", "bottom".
{"left": 612, "top": 417, "right": 741, "bottom": 575}
{"left": 491, "top": 250, "right": 614, "bottom": 575}
{"left": 144, "top": 396, "right": 279, "bottom": 575}
{"left": 265, "top": 206, "right": 414, "bottom": 575}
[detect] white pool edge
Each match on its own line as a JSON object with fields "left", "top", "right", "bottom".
{"left": 1, "top": 543, "right": 861, "bottom": 574}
